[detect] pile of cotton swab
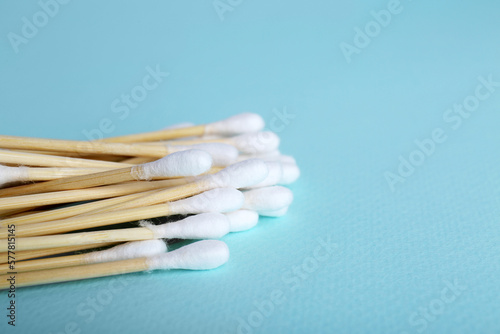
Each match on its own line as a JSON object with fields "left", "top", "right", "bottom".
{"left": 0, "top": 113, "right": 299, "bottom": 288}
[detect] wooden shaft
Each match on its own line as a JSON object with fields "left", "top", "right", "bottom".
{"left": 0, "top": 228, "right": 155, "bottom": 251}
{"left": 0, "top": 167, "right": 138, "bottom": 198}
{"left": 0, "top": 179, "right": 187, "bottom": 227}
{"left": 0, "top": 179, "right": 180, "bottom": 213}
{"left": 0, "top": 257, "right": 149, "bottom": 289}
{"left": 91, "top": 180, "right": 206, "bottom": 214}
{"left": 0, "top": 135, "right": 170, "bottom": 157}
{"left": 0, "top": 242, "right": 119, "bottom": 264}
{"left": 27, "top": 167, "right": 111, "bottom": 181}
{"left": 16, "top": 149, "right": 127, "bottom": 161}
{"left": 1, "top": 208, "right": 36, "bottom": 219}
{"left": 160, "top": 137, "right": 228, "bottom": 146}
{"left": 101, "top": 125, "right": 206, "bottom": 143}
{"left": 120, "top": 156, "right": 156, "bottom": 164}
{"left": 1, "top": 203, "right": 172, "bottom": 238}
{"left": 2, "top": 210, "right": 44, "bottom": 219}
{"left": 0, "top": 252, "right": 88, "bottom": 275}
{"left": 0, "top": 149, "right": 131, "bottom": 168}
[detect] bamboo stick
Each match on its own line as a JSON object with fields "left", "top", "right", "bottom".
{"left": 0, "top": 197, "right": 189, "bottom": 238}
{"left": 0, "top": 257, "right": 148, "bottom": 289}
{"left": 0, "top": 179, "right": 187, "bottom": 227}
{"left": 0, "top": 135, "right": 171, "bottom": 157}
{"left": 0, "top": 149, "right": 131, "bottom": 168}
{"left": 0, "top": 252, "right": 91, "bottom": 274}
{"left": 26, "top": 167, "right": 111, "bottom": 181}
{"left": 0, "top": 243, "right": 118, "bottom": 264}
{"left": 101, "top": 125, "right": 205, "bottom": 143}
{"left": 0, "top": 179, "right": 186, "bottom": 213}
{"left": 0, "top": 168, "right": 135, "bottom": 198}
{"left": 0, "top": 228, "right": 155, "bottom": 250}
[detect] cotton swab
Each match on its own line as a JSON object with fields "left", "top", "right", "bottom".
{"left": 242, "top": 186, "right": 294, "bottom": 214}
{"left": 85, "top": 159, "right": 269, "bottom": 215}
{"left": 166, "top": 143, "right": 238, "bottom": 167}
{"left": 163, "top": 131, "right": 281, "bottom": 155}
{"left": 2, "top": 210, "right": 238, "bottom": 250}
{"left": 0, "top": 240, "right": 167, "bottom": 275}
{"left": 0, "top": 240, "right": 229, "bottom": 289}
{"left": 0, "top": 150, "right": 213, "bottom": 198}
{"left": 102, "top": 113, "right": 265, "bottom": 143}
{"left": 120, "top": 143, "right": 238, "bottom": 166}
{"left": 0, "top": 149, "right": 132, "bottom": 168}
{"left": 1, "top": 188, "right": 244, "bottom": 238}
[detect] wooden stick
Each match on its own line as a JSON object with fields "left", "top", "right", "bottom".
{"left": 101, "top": 125, "right": 205, "bottom": 143}
{"left": 16, "top": 149, "right": 127, "bottom": 161}
{"left": 24, "top": 167, "right": 111, "bottom": 181}
{"left": 88, "top": 180, "right": 205, "bottom": 214}
{"left": 0, "top": 243, "right": 119, "bottom": 264}
{"left": 3, "top": 210, "right": 44, "bottom": 219}
{"left": 61, "top": 167, "right": 220, "bottom": 217}
{"left": 0, "top": 179, "right": 187, "bottom": 227}
{"left": 0, "top": 166, "right": 139, "bottom": 197}
{"left": 121, "top": 156, "right": 155, "bottom": 164}
{"left": 0, "top": 135, "right": 170, "bottom": 158}
{"left": 0, "top": 179, "right": 186, "bottom": 213}
{"left": 0, "top": 196, "right": 190, "bottom": 238}
{"left": 0, "top": 252, "right": 92, "bottom": 274}
{"left": 0, "top": 227, "right": 155, "bottom": 250}
{"left": 0, "top": 149, "right": 131, "bottom": 168}
{"left": 0, "top": 257, "right": 149, "bottom": 289}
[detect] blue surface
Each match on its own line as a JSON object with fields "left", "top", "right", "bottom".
{"left": 1, "top": 1, "right": 500, "bottom": 333}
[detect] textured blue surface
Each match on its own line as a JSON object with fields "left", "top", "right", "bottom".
{"left": 1, "top": 1, "right": 500, "bottom": 333}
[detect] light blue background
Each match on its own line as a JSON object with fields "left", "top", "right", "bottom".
{"left": 1, "top": 1, "right": 500, "bottom": 333}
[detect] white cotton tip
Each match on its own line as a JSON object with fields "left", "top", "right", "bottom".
{"left": 224, "top": 210, "right": 259, "bottom": 232}
{"left": 143, "top": 213, "right": 230, "bottom": 239}
{"left": 279, "top": 163, "right": 300, "bottom": 185}
{"left": 259, "top": 206, "right": 289, "bottom": 217}
{"left": 169, "top": 187, "right": 244, "bottom": 214}
{"left": 244, "top": 161, "right": 283, "bottom": 189}
{"left": 242, "top": 186, "right": 294, "bottom": 213}
{"left": 200, "top": 159, "right": 269, "bottom": 189}
{"left": 204, "top": 113, "right": 265, "bottom": 136}
{"left": 135, "top": 149, "right": 212, "bottom": 180}
{"left": 146, "top": 239, "right": 230, "bottom": 270}
{"left": 228, "top": 132, "right": 280, "bottom": 154}
{"left": 167, "top": 143, "right": 238, "bottom": 167}
{"left": 83, "top": 240, "right": 167, "bottom": 264}
{"left": 0, "top": 165, "right": 28, "bottom": 188}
